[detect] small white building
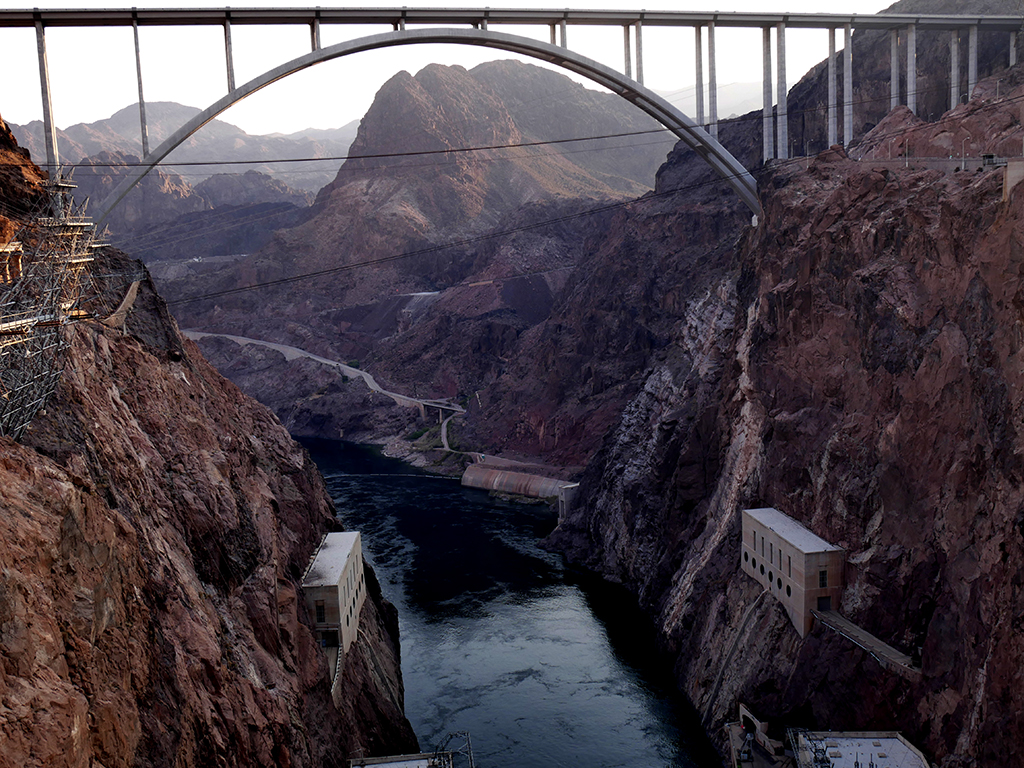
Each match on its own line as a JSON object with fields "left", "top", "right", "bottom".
{"left": 303, "top": 532, "right": 367, "bottom": 656}
{"left": 740, "top": 507, "right": 844, "bottom": 637}
{"left": 793, "top": 731, "right": 931, "bottom": 768}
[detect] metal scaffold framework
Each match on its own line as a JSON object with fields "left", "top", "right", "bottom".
{"left": 0, "top": 178, "right": 96, "bottom": 441}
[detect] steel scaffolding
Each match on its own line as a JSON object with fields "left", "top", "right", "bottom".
{"left": 0, "top": 178, "right": 96, "bottom": 440}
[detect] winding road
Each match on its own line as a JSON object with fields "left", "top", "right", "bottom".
{"left": 183, "top": 331, "right": 465, "bottom": 416}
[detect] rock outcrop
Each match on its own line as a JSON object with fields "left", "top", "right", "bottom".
{"left": 0, "top": 119, "right": 417, "bottom": 767}
{"left": 550, "top": 68, "right": 1024, "bottom": 768}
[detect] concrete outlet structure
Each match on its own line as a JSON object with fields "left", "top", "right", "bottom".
{"left": 303, "top": 532, "right": 367, "bottom": 655}
{"left": 740, "top": 507, "right": 844, "bottom": 637}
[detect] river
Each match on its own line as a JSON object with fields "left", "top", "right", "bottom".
{"left": 302, "top": 439, "right": 719, "bottom": 768}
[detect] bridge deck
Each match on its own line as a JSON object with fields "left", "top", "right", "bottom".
{"left": 3, "top": 8, "right": 1023, "bottom": 32}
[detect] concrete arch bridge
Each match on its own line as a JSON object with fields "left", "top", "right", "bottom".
{"left": 5, "top": 7, "right": 1024, "bottom": 218}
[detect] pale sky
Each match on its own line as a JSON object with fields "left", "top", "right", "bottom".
{"left": 0, "top": 1, "right": 891, "bottom": 136}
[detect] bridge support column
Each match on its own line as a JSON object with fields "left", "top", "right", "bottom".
{"left": 132, "top": 16, "right": 149, "bottom": 156}
{"left": 1012, "top": 32, "right": 1017, "bottom": 67}
{"left": 763, "top": 26, "right": 774, "bottom": 162}
{"left": 968, "top": 25, "right": 978, "bottom": 100}
{"left": 907, "top": 24, "right": 916, "bottom": 114}
{"left": 34, "top": 19, "right": 59, "bottom": 178}
{"left": 890, "top": 29, "right": 899, "bottom": 110}
{"left": 951, "top": 30, "right": 959, "bottom": 109}
{"left": 560, "top": 18, "right": 567, "bottom": 49}
{"left": 828, "top": 27, "right": 836, "bottom": 147}
{"left": 224, "top": 15, "right": 236, "bottom": 92}
{"left": 635, "top": 20, "right": 644, "bottom": 85}
{"left": 776, "top": 21, "right": 788, "bottom": 159}
{"left": 695, "top": 25, "right": 705, "bottom": 127}
{"left": 623, "top": 25, "right": 631, "bottom": 78}
{"left": 311, "top": 13, "right": 321, "bottom": 51}
{"left": 844, "top": 23, "right": 853, "bottom": 146}
{"left": 708, "top": 21, "right": 718, "bottom": 139}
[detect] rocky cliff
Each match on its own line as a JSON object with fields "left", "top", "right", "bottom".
{"left": 549, "top": 63, "right": 1024, "bottom": 768}
{"left": 0, "top": 115, "right": 417, "bottom": 767}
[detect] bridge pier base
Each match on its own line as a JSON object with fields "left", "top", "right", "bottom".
{"left": 34, "top": 19, "right": 59, "bottom": 178}
{"left": 828, "top": 28, "right": 836, "bottom": 147}
{"left": 907, "top": 23, "right": 916, "bottom": 114}
{"left": 132, "top": 15, "right": 150, "bottom": 156}
{"left": 762, "top": 26, "right": 774, "bottom": 161}
{"left": 968, "top": 25, "right": 978, "bottom": 99}
{"left": 951, "top": 29, "right": 959, "bottom": 110}
{"left": 623, "top": 25, "right": 631, "bottom": 78}
{"left": 695, "top": 25, "right": 704, "bottom": 127}
{"left": 708, "top": 21, "right": 718, "bottom": 139}
{"left": 776, "top": 21, "right": 787, "bottom": 160}
{"left": 223, "top": 15, "right": 236, "bottom": 91}
{"left": 635, "top": 20, "right": 643, "bottom": 85}
{"left": 843, "top": 24, "right": 853, "bottom": 146}
{"left": 1012, "top": 31, "right": 1018, "bottom": 67}
{"left": 890, "top": 29, "right": 899, "bottom": 110}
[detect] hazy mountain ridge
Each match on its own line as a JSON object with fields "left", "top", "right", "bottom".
{"left": 10, "top": 102, "right": 359, "bottom": 191}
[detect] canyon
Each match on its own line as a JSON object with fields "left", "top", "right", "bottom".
{"left": 5, "top": 0, "right": 1024, "bottom": 765}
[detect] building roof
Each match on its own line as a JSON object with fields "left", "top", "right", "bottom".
{"left": 303, "top": 532, "right": 360, "bottom": 587}
{"left": 795, "top": 732, "right": 930, "bottom": 768}
{"left": 744, "top": 508, "right": 842, "bottom": 554}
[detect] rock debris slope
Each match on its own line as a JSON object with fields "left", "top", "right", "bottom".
{"left": 0, "top": 114, "right": 416, "bottom": 767}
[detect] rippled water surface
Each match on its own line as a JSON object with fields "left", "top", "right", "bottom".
{"left": 303, "top": 439, "right": 718, "bottom": 768}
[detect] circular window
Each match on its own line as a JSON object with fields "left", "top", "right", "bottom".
{"left": 768, "top": 571, "right": 773, "bottom": 583}
{"left": 760, "top": 564, "right": 765, "bottom": 576}
{"left": 744, "top": 552, "right": 749, "bottom": 563}
{"left": 786, "top": 585, "right": 792, "bottom": 597}
{"left": 777, "top": 578, "right": 782, "bottom": 590}
{"left": 752, "top": 558, "right": 757, "bottom": 569}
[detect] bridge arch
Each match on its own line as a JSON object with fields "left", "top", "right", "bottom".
{"left": 94, "top": 27, "right": 761, "bottom": 223}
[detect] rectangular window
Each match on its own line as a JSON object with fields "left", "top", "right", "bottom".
{"left": 819, "top": 570, "right": 828, "bottom": 588}
{"left": 788, "top": 555, "right": 792, "bottom": 577}
{"left": 769, "top": 542, "right": 773, "bottom": 561}
{"left": 761, "top": 536, "right": 764, "bottom": 556}
{"left": 315, "top": 601, "right": 326, "bottom": 624}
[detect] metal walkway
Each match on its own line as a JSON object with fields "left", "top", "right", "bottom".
{"left": 813, "top": 609, "right": 921, "bottom": 682}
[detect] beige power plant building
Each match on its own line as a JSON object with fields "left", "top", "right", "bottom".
{"left": 303, "top": 531, "right": 367, "bottom": 680}
{"left": 740, "top": 507, "right": 844, "bottom": 637}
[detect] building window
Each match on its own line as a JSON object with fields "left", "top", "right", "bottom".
{"left": 761, "top": 536, "right": 764, "bottom": 556}
{"left": 769, "top": 542, "right": 773, "bottom": 561}
{"left": 760, "top": 564, "right": 765, "bottom": 576}
{"left": 315, "top": 601, "right": 326, "bottom": 624}
{"left": 744, "top": 551, "right": 749, "bottom": 563}
{"left": 819, "top": 570, "right": 828, "bottom": 588}
{"left": 752, "top": 558, "right": 757, "bottom": 570}
{"left": 786, "top": 585, "right": 792, "bottom": 597}
{"left": 768, "top": 571, "right": 774, "bottom": 584}
{"left": 777, "top": 578, "right": 782, "bottom": 590}
{"left": 788, "top": 555, "right": 792, "bottom": 577}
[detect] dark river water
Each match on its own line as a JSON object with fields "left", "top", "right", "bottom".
{"left": 302, "top": 439, "right": 719, "bottom": 768}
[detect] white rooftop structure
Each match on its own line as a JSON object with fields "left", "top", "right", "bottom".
{"left": 349, "top": 754, "right": 453, "bottom": 768}
{"left": 746, "top": 507, "right": 842, "bottom": 554}
{"left": 303, "top": 531, "right": 360, "bottom": 587}
{"left": 794, "top": 731, "right": 931, "bottom": 768}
